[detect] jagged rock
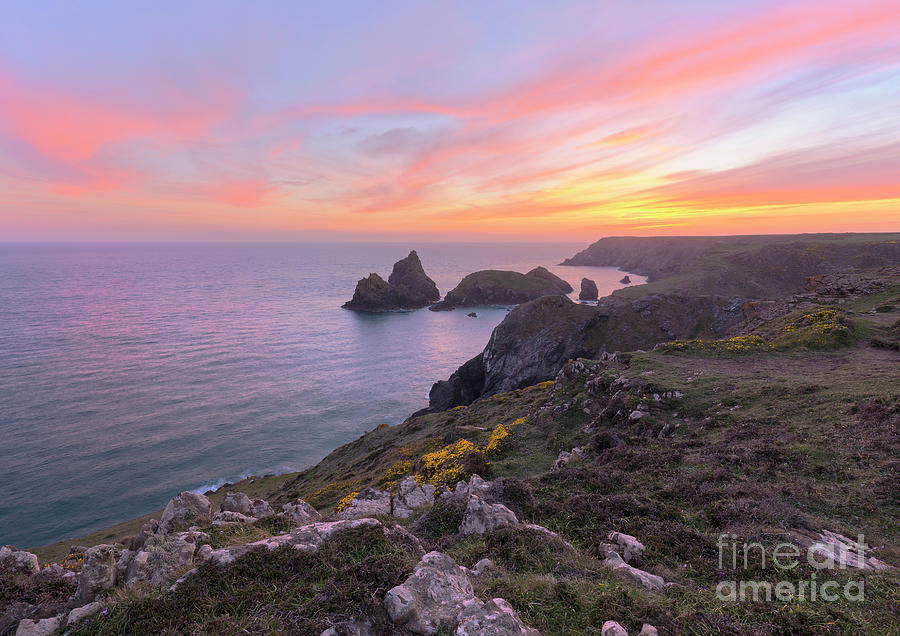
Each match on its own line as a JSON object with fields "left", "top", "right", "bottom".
{"left": 467, "top": 312, "right": 478, "bottom": 317}
{"left": 603, "top": 552, "right": 665, "bottom": 592}
{"left": 607, "top": 531, "right": 645, "bottom": 564}
{"left": 124, "top": 532, "right": 196, "bottom": 585}
{"left": 527, "top": 266, "right": 574, "bottom": 293}
{"left": 639, "top": 625, "right": 659, "bottom": 636}
{"left": 75, "top": 544, "right": 119, "bottom": 604}
{"left": 66, "top": 601, "right": 103, "bottom": 626}
{"left": 158, "top": 492, "right": 212, "bottom": 534}
{"left": 281, "top": 498, "right": 322, "bottom": 525}
{"left": 207, "top": 519, "right": 383, "bottom": 567}
{"left": 430, "top": 269, "right": 567, "bottom": 311}
{"left": 14, "top": 617, "right": 61, "bottom": 636}
{"left": 383, "top": 551, "right": 479, "bottom": 634}
{"left": 620, "top": 275, "right": 631, "bottom": 284}
{"left": 338, "top": 488, "right": 393, "bottom": 519}
{"left": 579, "top": 278, "right": 599, "bottom": 301}
{"left": 456, "top": 597, "right": 541, "bottom": 635}
{"left": 212, "top": 510, "right": 257, "bottom": 525}
{"left": 388, "top": 250, "right": 440, "bottom": 305}
{"left": 130, "top": 519, "right": 159, "bottom": 550}
{"left": 0, "top": 546, "right": 39, "bottom": 575}
{"left": 460, "top": 496, "right": 518, "bottom": 535}
{"left": 393, "top": 476, "right": 436, "bottom": 518}
{"left": 601, "top": 621, "right": 628, "bottom": 636}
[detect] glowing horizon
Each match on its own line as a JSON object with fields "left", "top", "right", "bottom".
{"left": 1, "top": 0, "right": 899, "bottom": 241}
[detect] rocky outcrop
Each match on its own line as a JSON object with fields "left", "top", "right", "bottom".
{"left": 344, "top": 251, "right": 439, "bottom": 311}
{"left": 388, "top": 250, "right": 440, "bottom": 305}
{"left": 0, "top": 546, "right": 39, "bottom": 575}
{"left": 157, "top": 491, "right": 212, "bottom": 534}
{"left": 14, "top": 617, "right": 61, "bottom": 636}
{"left": 427, "top": 293, "right": 747, "bottom": 411}
{"left": 76, "top": 544, "right": 119, "bottom": 604}
{"left": 338, "top": 488, "right": 393, "bottom": 519}
{"left": 459, "top": 496, "right": 518, "bottom": 535}
{"left": 526, "top": 266, "right": 573, "bottom": 293}
{"left": 620, "top": 275, "right": 631, "bottom": 284}
{"left": 393, "top": 477, "right": 436, "bottom": 519}
{"left": 281, "top": 498, "right": 322, "bottom": 525}
{"left": 429, "top": 269, "right": 568, "bottom": 311}
{"left": 385, "top": 551, "right": 537, "bottom": 635}
{"left": 579, "top": 278, "right": 598, "bottom": 300}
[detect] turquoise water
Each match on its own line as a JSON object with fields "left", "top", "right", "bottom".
{"left": 0, "top": 242, "right": 642, "bottom": 548}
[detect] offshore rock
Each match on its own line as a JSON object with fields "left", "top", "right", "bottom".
{"left": 526, "top": 266, "right": 573, "bottom": 293}
{"left": 579, "top": 277, "right": 599, "bottom": 300}
{"left": 344, "top": 251, "right": 440, "bottom": 311}
{"left": 430, "top": 269, "right": 567, "bottom": 311}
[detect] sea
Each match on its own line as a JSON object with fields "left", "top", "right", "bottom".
{"left": 0, "top": 242, "right": 643, "bottom": 548}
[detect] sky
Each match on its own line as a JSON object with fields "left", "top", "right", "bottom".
{"left": 1, "top": 0, "right": 899, "bottom": 241}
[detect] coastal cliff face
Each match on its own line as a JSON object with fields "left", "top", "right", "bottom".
{"left": 428, "top": 293, "right": 747, "bottom": 410}
{"left": 343, "top": 250, "right": 439, "bottom": 311}
{"left": 429, "top": 269, "right": 572, "bottom": 311}
{"left": 562, "top": 234, "right": 900, "bottom": 298}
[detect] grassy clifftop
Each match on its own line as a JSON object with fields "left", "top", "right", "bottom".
{"left": 561, "top": 233, "right": 900, "bottom": 299}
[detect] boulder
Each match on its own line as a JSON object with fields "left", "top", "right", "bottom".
{"left": 220, "top": 492, "right": 253, "bottom": 516}
{"left": 639, "top": 625, "right": 659, "bottom": 636}
{"left": 602, "top": 621, "right": 628, "bottom": 636}
{"left": 75, "top": 544, "right": 119, "bottom": 604}
{"left": 459, "top": 496, "right": 518, "bottom": 535}
{"left": 393, "top": 476, "right": 435, "bottom": 518}
{"left": 66, "top": 601, "right": 103, "bottom": 626}
{"left": 462, "top": 558, "right": 494, "bottom": 579}
{"left": 0, "top": 546, "right": 39, "bottom": 575}
{"left": 456, "top": 597, "right": 540, "bottom": 635}
{"left": 281, "top": 499, "right": 322, "bottom": 525}
{"left": 579, "top": 278, "right": 599, "bottom": 301}
{"left": 603, "top": 552, "right": 665, "bottom": 592}
{"left": 338, "top": 488, "right": 392, "bottom": 519}
{"left": 250, "top": 498, "right": 275, "bottom": 519}
{"left": 388, "top": 250, "right": 440, "bottom": 305}
{"left": 607, "top": 531, "right": 645, "bottom": 565}
{"left": 157, "top": 492, "right": 212, "bottom": 534}
{"left": 384, "top": 551, "right": 478, "bottom": 633}
{"left": 14, "top": 617, "right": 61, "bottom": 636}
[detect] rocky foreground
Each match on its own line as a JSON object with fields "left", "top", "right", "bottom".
{"left": 4, "top": 234, "right": 899, "bottom": 635}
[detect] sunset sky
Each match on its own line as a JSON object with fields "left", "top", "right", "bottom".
{"left": 1, "top": 0, "right": 899, "bottom": 241}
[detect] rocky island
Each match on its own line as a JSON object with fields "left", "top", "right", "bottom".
{"left": 343, "top": 250, "right": 440, "bottom": 312}
{"left": 4, "top": 234, "right": 899, "bottom": 636}
{"left": 429, "top": 267, "right": 573, "bottom": 311}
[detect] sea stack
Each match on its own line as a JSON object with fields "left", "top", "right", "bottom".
{"left": 620, "top": 275, "right": 631, "bottom": 284}
{"left": 343, "top": 251, "right": 439, "bottom": 312}
{"left": 579, "top": 278, "right": 599, "bottom": 301}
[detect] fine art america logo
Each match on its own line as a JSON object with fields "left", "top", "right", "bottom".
{"left": 715, "top": 534, "right": 868, "bottom": 602}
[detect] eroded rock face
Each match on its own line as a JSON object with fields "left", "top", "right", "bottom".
{"left": 158, "top": 492, "right": 212, "bottom": 535}
{"left": 0, "top": 546, "right": 39, "bottom": 575}
{"left": 393, "top": 476, "right": 436, "bottom": 519}
{"left": 389, "top": 250, "right": 440, "bottom": 305}
{"left": 338, "top": 488, "right": 392, "bottom": 519}
{"left": 76, "top": 544, "right": 119, "bottom": 604}
{"left": 579, "top": 278, "right": 599, "bottom": 301}
{"left": 344, "top": 252, "right": 440, "bottom": 312}
{"left": 281, "top": 498, "right": 322, "bottom": 525}
{"left": 459, "top": 496, "right": 518, "bottom": 535}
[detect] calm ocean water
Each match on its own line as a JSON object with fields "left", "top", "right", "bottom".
{"left": 0, "top": 242, "right": 642, "bottom": 548}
